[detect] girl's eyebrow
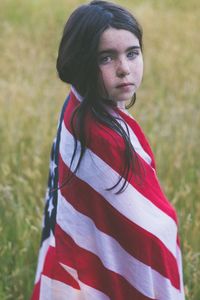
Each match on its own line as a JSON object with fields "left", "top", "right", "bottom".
{"left": 98, "top": 46, "right": 140, "bottom": 55}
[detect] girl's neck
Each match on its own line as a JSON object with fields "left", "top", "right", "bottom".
{"left": 117, "top": 100, "right": 126, "bottom": 110}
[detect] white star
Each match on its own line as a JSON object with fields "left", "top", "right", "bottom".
{"left": 50, "top": 160, "right": 57, "bottom": 176}
{"left": 45, "top": 188, "right": 50, "bottom": 201}
{"left": 51, "top": 177, "right": 55, "bottom": 188}
{"left": 48, "top": 197, "right": 54, "bottom": 217}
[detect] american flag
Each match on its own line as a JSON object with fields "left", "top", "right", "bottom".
{"left": 40, "top": 95, "right": 69, "bottom": 243}
{"left": 30, "top": 95, "right": 69, "bottom": 299}
{"left": 31, "top": 87, "right": 185, "bottom": 300}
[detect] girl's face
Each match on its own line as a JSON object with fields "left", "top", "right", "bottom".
{"left": 98, "top": 27, "right": 143, "bottom": 105}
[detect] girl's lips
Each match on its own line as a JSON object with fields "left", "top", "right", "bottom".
{"left": 116, "top": 83, "right": 133, "bottom": 88}
{"left": 116, "top": 84, "right": 134, "bottom": 92}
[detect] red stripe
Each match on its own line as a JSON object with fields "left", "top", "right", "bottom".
{"left": 117, "top": 108, "right": 156, "bottom": 170}
{"left": 42, "top": 245, "right": 80, "bottom": 290}
{"left": 63, "top": 93, "right": 177, "bottom": 222}
{"left": 177, "top": 236, "right": 180, "bottom": 247}
{"left": 58, "top": 155, "right": 180, "bottom": 289}
{"left": 55, "top": 224, "right": 155, "bottom": 300}
{"left": 30, "top": 279, "right": 40, "bottom": 300}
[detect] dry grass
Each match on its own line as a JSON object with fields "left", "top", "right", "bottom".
{"left": 0, "top": 0, "right": 199, "bottom": 299}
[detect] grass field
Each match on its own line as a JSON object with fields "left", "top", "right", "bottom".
{"left": 0, "top": 0, "right": 199, "bottom": 299}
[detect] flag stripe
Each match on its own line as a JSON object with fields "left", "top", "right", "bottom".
{"left": 59, "top": 153, "right": 180, "bottom": 288}
{"left": 56, "top": 224, "right": 155, "bottom": 300}
{"left": 39, "top": 275, "right": 81, "bottom": 300}
{"left": 176, "top": 245, "right": 185, "bottom": 298}
{"left": 68, "top": 92, "right": 152, "bottom": 167}
{"left": 114, "top": 112, "right": 152, "bottom": 166}
{"left": 71, "top": 87, "right": 155, "bottom": 170}
{"left": 56, "top": 190, "right": 182, "bottom": 299}
{"left": 117, "top": 109, "right": 156, "bottom": 170}
{"left": 60, "top": 263, "right": 111, "bottom": 300}
{"left": 42, "top": 245, "right": 80, "bottom": 289}
{"left": 64, "top": 93, "right": 177, "bottom": 221}
{"left": 35, "top": 235, "right": 53, "bottom": 284}
{"left": 59, "top": 121, "right": 178, "bottom": 258}
{"left": 31, "top": 88, "right": 184, "bottom": 300}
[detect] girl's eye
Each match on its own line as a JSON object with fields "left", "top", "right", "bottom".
{"left": 127, "top": 50, "right": 139, "bottom": 59}
{"left": 98, "top": 55, "right": 112, "bottom": 65}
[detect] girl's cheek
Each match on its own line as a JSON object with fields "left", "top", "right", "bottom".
{"left": 134, "top": 66, "right": 143, "bottom": 88}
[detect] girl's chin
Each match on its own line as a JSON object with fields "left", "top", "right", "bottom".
{"left": 115, "top": 89, "right": 135, "bottom": 101}
{"left": 114, "top": 93, "right": 134, "bottom": 102}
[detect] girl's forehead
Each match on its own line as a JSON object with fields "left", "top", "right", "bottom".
{"left": 98, "top": 28, "right": 140, "bottom": 51}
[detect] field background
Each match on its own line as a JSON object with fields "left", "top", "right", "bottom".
{"left": 0, "top": 0, "right": 199, "bottom": 299}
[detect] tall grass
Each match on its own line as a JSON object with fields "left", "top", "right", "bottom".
{"left": 0, "top": 0, "right": 199, "bottom": 299}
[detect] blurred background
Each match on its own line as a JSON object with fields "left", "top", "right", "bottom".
{"left": 0, "top": 0, "right": 199, "bottom": 299}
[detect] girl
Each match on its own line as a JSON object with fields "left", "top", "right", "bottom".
{"left": 31, "top": 1, "right": 185, "bottom": 299}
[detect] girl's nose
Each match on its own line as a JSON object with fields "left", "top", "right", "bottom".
{"left": 116, "top": 58, "right": 130, "bottom": 78}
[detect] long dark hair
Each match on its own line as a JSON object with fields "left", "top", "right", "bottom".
{"left": 56, "top": 0, "right": 143, "bottom": 193}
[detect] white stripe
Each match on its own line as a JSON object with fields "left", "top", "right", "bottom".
{"left": 176, "top": 245, "right": 185, "bottom": 299}
{"left": 71, "top": 86, "right": 83, "bottom": 102}
{"left": 70, "top": 86, "right": 152, "bottom": 166}
{"left": 39, "top": 275, "right": 81, "bottom": 300}
{"left": 35, "top": 232, "right": 55, "bottom": 283}
{"left": 116, "top": 116, "right": 152, "bottom": 166}
{"left": 59, "top": 122, "right": 177, "bottom": 257}
{"left": 60, "top": 263, "right": 110, "bottom": 300}
{"left": 57, "top": 191, "right": 182, "bottom": 300}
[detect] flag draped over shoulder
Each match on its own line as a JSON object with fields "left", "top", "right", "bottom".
{"left": 31, "top": 87, "right": 185, "bottom": 300}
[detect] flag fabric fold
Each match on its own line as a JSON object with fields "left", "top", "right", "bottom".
{"left": 31, "top": 87, "right": 185, "bottom": 300}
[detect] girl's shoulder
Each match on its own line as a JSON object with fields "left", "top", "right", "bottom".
{"left": 85, "top": 109, "right": 125, "bottom": 151}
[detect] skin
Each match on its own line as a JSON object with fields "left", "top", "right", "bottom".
{"left": 98, "top": 27, "right": 144, "bottom": 108}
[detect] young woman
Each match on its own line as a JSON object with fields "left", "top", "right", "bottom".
{"left": 31, "top": 1, "right": 185, "bottom": 299}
